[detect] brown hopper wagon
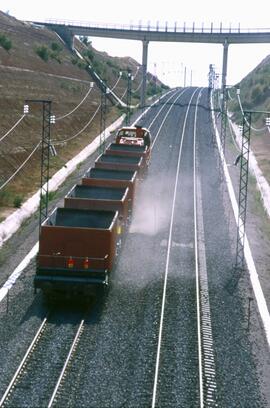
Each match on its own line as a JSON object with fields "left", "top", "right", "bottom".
{"left": 64, "top": 184, "right": 130, "bottom": 229}
{"left": 35, "top": 208, "right": 118, "bottom": 296}
{"left": 106, "top": 142, "right": 150, "bottom": 174}
{"left": 95, "top": 153, "right": 144, "bottom": 178}
{"left": 81, "top": 167, "right": 137, "bottom": 205}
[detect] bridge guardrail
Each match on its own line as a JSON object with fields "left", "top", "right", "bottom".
{"left": 41, "top": 19, "right": 270, "bottom": 34}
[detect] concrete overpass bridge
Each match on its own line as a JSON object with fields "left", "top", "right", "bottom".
{"left": 32, "top": 20, "right": 270, "bottom": 107}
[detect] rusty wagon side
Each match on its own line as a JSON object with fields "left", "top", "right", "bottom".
{"left": 35, "top": 207, "right": 118, "bottom": 296}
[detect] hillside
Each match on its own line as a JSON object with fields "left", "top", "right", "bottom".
{"left": 0, "top": 11, "right": 167, "bottom": 219}
{"left": 228, "top": 55, "right": 270, "bottom": 181}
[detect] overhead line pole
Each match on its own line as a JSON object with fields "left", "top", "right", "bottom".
{"left": 140, "top": 40, "right": 149, "bottom": 109}
{"left": 99, "top": 84, "right": 108, "bottom": 154}
{"left": 220, "top": 39, "right": 229, "bottom": 156}
{"left": 126, "top": 69, "right": 132, "bottom": 126}
{"left": 234, "top": 112, "right": 251, "bottom": 275}
{"left": 24, "top": 100, "right": 53, "bottom": 235}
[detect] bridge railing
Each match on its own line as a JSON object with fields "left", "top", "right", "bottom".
{"left": 42, "top": 19, "right": 270, "bottom": 34}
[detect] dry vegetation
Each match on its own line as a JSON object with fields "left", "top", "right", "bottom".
{"left": 228, "top": 55, "right": 270, "bottom": 182}
{"left": 0, "top": 11, "right": 168, "bottom": 218}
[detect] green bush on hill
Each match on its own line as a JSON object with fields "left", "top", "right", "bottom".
{"left": 78, "top": 60, "right": 87, "bottom": 69}
{"left": 13, "top": 195, "right": 23, "bottom": 208}
{"left": 83, "top": 49, "right": 94, "bottom": 61}
{"left": 147, "top": 83, "right": 160, "bottom": 96}
{"left": 50, "top": 51, "right": 61, "bottom": 63}
{"left": 106, "top": 59, "right": 120, "bottom": 70}
{"left": 79, "top": 36, "right": 92, "bottom": 46}
{"left": 0, "top": 33, "right": 12, "bottom": 51}
{"left": 35, "top": 45, "right": 49, "bottom": 62}
{"left": 51, "top": 42, "right": 62, "bottom": 53}
{"left": 92, "top": 59, "right": 106, "bottom": 77}
{"left": 228, "top": 57, "right": 270, "bottom": 126}
{"left": 35, "top": 42, "right": 63, "bottom": 63}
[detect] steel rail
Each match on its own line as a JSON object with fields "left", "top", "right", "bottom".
{"left": 131, "top": 88, "right": 175, "bottom": 128}
{"left": 47, "top": 318, "right": 85, "bottom": 408}
{"left": 0, "top": 317, "right": 48, "bottom": 407}
{"left": 151, "top": 87, "right": 200, "bottom": 408}
{"left": 193, "top": 89, "right": 204, "bottom": 407}
{"left": 150, "top": 89, "right": 188, "bottom": 148}
{"left": 193, "top": 89, "right": 218, "bottom": 407}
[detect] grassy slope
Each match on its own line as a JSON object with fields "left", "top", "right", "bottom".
{"left": 228, "top": 55, "right": 270, "bottom": 181}
{"left": 0, "top": 11, "right": 168, "bottom": 217}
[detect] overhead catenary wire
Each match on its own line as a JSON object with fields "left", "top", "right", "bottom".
{"left": 132, "top": 71, "right": 156, "bottom": 95}
{"left": 120, "top": 86, "right": 128, "bottom": 100}
{"left": 133, "top": 66, "right": 141, "bottom": 79}
{"left": 132, "top": 78, "right": 143, "bottom": 93}
{"left": 0, "top": 69, "right": 124, "bottom": 188}
{"left": 110, "top": 75, "right": 122, "bottom": 91}
{"left": 120, "top": 71, "right": 143, "bottom": 99}
{"left": 0, "top": 114, "right": 26, "bottom": 143}
{"left": 228, "top": 115, "right": 241, "bottom": 152}
{"left": 0, "top": 141, "right": 41, "bottom": 191}
{"left": 227, "top": 89, "right": 235, "bottom": 101}
{"left": 55, "top": 82, "right": 94, "bottom": 121}
{"left": 52, "top": 104, "right": 101, "bottom": 145}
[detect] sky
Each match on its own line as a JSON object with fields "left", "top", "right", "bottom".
{"left": 1, "top": 0, "right": 270, "bottom": 87}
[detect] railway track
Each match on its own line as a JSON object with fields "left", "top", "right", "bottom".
{"left": 0, "top": 312, "right": 86, "bottom": 408}
{"left": 151, "top": 87, "right": 218, "bottom": 407}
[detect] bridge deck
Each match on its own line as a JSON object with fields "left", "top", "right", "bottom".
{"left": 31, "top": 20, "right": 270, "bottom": 44}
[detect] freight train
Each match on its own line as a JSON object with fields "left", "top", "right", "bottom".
{"left": 34, "top": 124, "right": 152, "bottom": 298}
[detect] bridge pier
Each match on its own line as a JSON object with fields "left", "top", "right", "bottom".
{"left": 140, "top": 40, "right": 149, "bottom": 109}
{"left": 220, "top": 39, "right": 229, "bottom": 153}
{"left": 221, "top": 39, "right": 229, "bottom": 96}
{"left": 50, "top": 25, "right": 74, "bottom": 50}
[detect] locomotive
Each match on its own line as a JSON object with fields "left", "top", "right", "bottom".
{"left": 34, "top": 125, "right": 152, "bottom": 298}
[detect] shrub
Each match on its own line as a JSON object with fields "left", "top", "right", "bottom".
{"left": 79, "top": 36, "right": 92, "bottom": 46}
{"left": 77, "top": 60, "right": 87, "bottom": 69}
{"left": 83, "top": 49, "right": 94, "bottom": 61}
{"left": 71, "top": 57, "right": 78, "bottom": 65}
{"left": 50, "top": 51, "right": 61, "bottom": 63}
{"left": 133, "top": 91, "right": 140, "bottom": 100}
{"left": 13, "top": 195, "right": 23, "bottom": 208}
{"left": 146, "top": 83, "right": 157, "bottom": 96}
{"left": 106, "top": 59, "right": 119, "bottom": 69}
{"left": 251, "top": 86, "right": 262, "bottom": 104}
{"left": 51, "top": 42, "right": 62, "bottom": 52}
{"left": 0, "top": 190, "right": 12, "bottom": 206}
{"left": 35, "top": 45, "right": 49, "bottom": 62}
{"left": 0, "top": 34, "right": 12, "bottom": 51}
{"left": 121, "top": 71, "right": 128, "bottom": 80}
{"left": 92, "top": 59, "right": 104, "bottom": 76}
